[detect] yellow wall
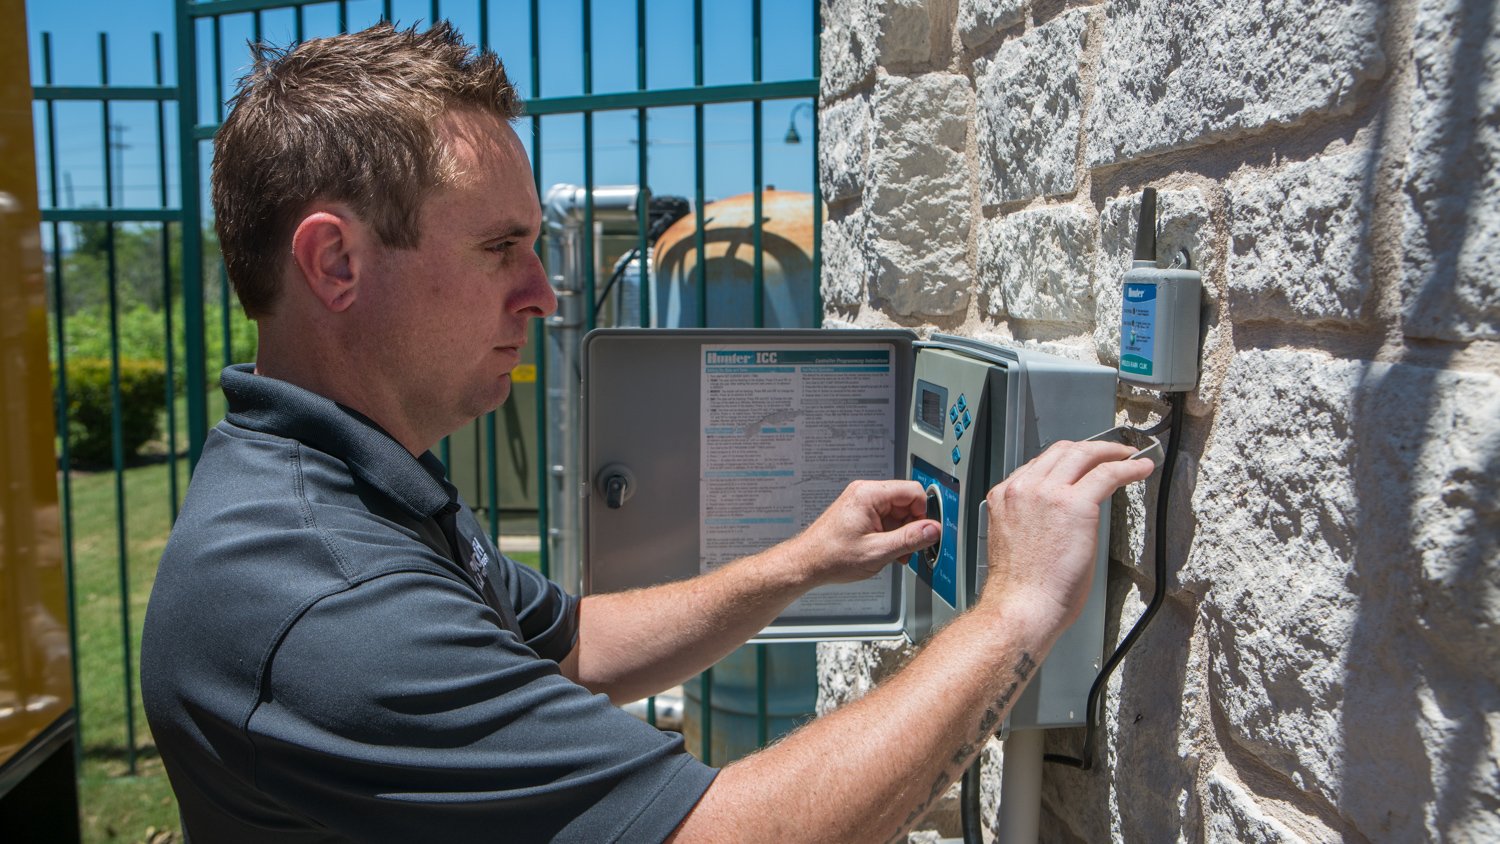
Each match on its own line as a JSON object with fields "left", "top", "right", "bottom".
{"left": 0, "top": 0, "right": 75, "bottom": 768}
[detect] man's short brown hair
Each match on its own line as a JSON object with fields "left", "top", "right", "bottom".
{"left": 211, "top": 22, "right": 523, "bottom": 318}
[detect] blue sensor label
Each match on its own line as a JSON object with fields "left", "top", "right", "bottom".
{"left": 1120, "top": 282, "right": 1157, "bottom": 376}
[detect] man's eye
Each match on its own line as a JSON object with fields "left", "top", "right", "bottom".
{"left": 489, "top": 241, "right": 516, "bottom": 255}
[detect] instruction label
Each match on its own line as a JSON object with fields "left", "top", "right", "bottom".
{"left": 700, "top": 343, "right": 896, "bottom": 619}
{"left": 1120, "top": 282, "right": 1157, "bottom": 376}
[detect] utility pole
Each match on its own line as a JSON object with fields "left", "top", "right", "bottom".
{"left": 108, "top": 122, "right": 129, "bottom": 207}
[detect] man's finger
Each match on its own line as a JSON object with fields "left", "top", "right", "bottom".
{"left": 1071, "top": 454, "right": 1156, "bottom": 503}
{"left": 872, "top": 519, "right": 941, "bottom": 562}
{"left": 1046, "top": 440, "right": 1138, "bottom": 484}
{"left": 1017, "top": 439, "right": 1075, "bottom": 479}
{"left": 870, "top": 480, "right": 930, "bottom": 522}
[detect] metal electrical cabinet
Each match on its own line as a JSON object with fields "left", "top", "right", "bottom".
{"left": 582, "top": 329, "right": 1116, "bottom": 732}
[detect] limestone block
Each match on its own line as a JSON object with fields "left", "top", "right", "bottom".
{"left": 1204, "top": 769, "right": 1305, "bottom": 844}
{"left": 820, "top": 0, "right": 879, "bottom": 98}
{"left": 1092, "top": 189, "right": 1215, "bottom": 367}
{"left": 866, "top": 73, "right": 975, "bottom": 317}
{"left": 1227, "top": 150, "right": 1376, "bottom": 324}
{"left": 974, "top": 9, "right": 1089, "bottom": 205}
{"left": 877, "top": 0, "right": 933, "bottom": 67}
{"left": 1401, "top": 0, "right": 1500, "bottom": 341}
{"left": 819, "top": 93, "right": 873, "bottom": 203}
{"left": 1357, "top": 365, "right": 1500, "bottom": 676}
{"left": 819, "top": 0, "right": 936, "bottom": 98}
{"left": 1188, "top": 350, "right": 1367, "bottom": 826}
{"left": 978, "top": 204, "right": 1096, "bottom": 324}
{"left": 1087, "top": 0, "right": 1388, "bottom": 166}
{"left": 821, "top": 205, "right": 870, "bottom": 309}
{"left": 1187, "top": 349, "right": 1500, "bottom": 840}
{"left": 957, "top": 0, "right": 1026, "bottom": 50}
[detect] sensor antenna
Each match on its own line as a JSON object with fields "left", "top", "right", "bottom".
{"left": 1133, "top": 187, "right": 1157, "bottom": 264}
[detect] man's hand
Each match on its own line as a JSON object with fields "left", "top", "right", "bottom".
{"left": 980, "top": 440, "right": 1155, "bottom": 631}
{"left": 783, "top": 480, "right": 941, "bottom": 586}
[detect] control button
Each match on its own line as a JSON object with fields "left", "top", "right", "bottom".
{"left": 955, "top": 422, "right": 964, "bottom": 440}
{"left": 962, "top": 410, "right": 972, "bottom": 427}
{"left": 957, "top": 394, "right": 967, "bottom": 411}
{"left": 951, "top": 446, "right": 962, "bottom": 464}
{"left": 950, "top": 406, "right": 959, "bottom": 423}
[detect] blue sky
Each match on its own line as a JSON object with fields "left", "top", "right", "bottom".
{"left": 26, "top": 0, "right": 817, "bottom": 214}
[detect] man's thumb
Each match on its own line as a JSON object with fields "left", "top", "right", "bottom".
{"left": 882, "top": 520, "right": 940, "bottom": 560}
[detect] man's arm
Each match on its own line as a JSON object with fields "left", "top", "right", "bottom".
{"left": 558, "top": 479, "right": 942, "bottom": 703}
{"left": 666, "top": 441, "right": 1154, "bottom": 843}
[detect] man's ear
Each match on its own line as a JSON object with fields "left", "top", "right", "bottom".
{"left": 290, "top": 209, "right": 365, "bottom": 313}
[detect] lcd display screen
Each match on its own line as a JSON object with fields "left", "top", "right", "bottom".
{"left": 915, "top": 379, "right": 947, "bottom": 438}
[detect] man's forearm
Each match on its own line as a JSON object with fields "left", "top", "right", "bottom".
{"left": 667, "top": 601, "right": 1059, "bottom": 843}
{"left": 564, "top": 543, "right": 816, "bottom": 702}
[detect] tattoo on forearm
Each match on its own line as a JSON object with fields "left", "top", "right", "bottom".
{"left": 889, "top": 652, "right": 1038, "bottom": 843}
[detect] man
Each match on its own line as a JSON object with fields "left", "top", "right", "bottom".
{"left": 141, "top": 22, "right": 1152, "bottom": 843}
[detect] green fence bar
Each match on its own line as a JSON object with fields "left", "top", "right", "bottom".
{"left": 40, "top": 209, "right": 182, "bottom": 223}
{"left": 582, "top": 0, "right": 596, "bottom": 334}
{"left": 529, "top": 0, "right": 550, "bottom": 580}
{"left": 634, "top": 0, "right": 649, "bottom": 330}
{"left": 99, "top": 32, "right": 140, "bottom": 776}
{"left": 700, "top": 665, "right": 713, "bottom": 765}
{"left": 692, "top": 0, "right": 706, "bottom": 328}
{"left": 177, "top": 0, "right": 208, "bottom": 470}
{"left": 33, "top": 86, "right": 177, "bottom": 102}
{"left": 155, "top": 32, "right": 181, "bottom": 519}
{"left": 485, "top": 411, "right": 500, "bottom": 539}
{"left": 756, "top": 644, "right": 768, "bottom": 747}
{"left": 812, "top": 2, "right": 824, "bottom": 327}
{"left": 753, "top": 0, "right": 765, "bottom": 329}
{"left": 524, "top": 79, "right": 815, "bottom": 115}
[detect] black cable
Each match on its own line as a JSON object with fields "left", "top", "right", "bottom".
{"left": 1045, "top": 390, "right": 1185, "bottom": 770}
{"left": 961, "top": 756, "right": 983, "bottom": 843}
{"left": 589, "top": 247, "right": 640, "bottom": 324}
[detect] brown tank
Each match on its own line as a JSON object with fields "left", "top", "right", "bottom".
{"left": 650, "top": 189, "right": 821, "bottom": 328}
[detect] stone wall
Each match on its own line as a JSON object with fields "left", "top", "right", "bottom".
{"left": 814, "top": 0, "right": 1499, "bottom": 840}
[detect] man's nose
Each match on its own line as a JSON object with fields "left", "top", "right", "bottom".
{"left": 516, "top": 250, "right": 557, "bottom": 318}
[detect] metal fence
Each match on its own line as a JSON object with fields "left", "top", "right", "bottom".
{"left": 34, "top": 0, "right": 821, "bottom": 778}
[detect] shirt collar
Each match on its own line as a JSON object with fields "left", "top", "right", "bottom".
{"left": 219, "top": 364, "right": 455, "bottom": 520}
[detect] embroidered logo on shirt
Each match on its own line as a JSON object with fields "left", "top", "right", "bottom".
{"left": 469, "top": 536, "right": 491, "bottom": 586}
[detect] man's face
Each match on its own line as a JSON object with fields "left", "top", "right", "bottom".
{"left": 359, "top": 112, "right": 555, "bottom": 445}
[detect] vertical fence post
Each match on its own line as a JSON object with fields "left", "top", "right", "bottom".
{"left": 581, "top": 0, "right": 596, "bottom": 334}
{"left": 634, "top": 0, "right": 649, "bottom": 331}
{"left": 99, "top": 31, "right": 140, "bottom": 776}
{"left": 812, "top": 2, "right": 823, "bottom": 328}
{"left": 154, "top": 32, "right": 181, "bottom": 519}
{"left": 177, "top": 0, "right": 207, "bottom": 471}
{"left": 692, "top": 0, "right": 706, "bottom": 328}
{"left": 529, "top": 0, "right": 550, "bottom": 581}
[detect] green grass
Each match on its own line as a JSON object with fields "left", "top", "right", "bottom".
{"left": 66, "top": 438, "right": 540, "bottom": 843}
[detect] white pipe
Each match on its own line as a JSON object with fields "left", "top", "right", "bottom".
{"left": 998, "top": 729, "right": 1043, "bottom": 844}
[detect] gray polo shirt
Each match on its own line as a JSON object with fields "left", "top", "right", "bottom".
{"left": 141, "top": 365, "right": 716, "bottom": 843}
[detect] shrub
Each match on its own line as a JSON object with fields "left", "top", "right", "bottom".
{"left": 56, "top": 357, "right": 167, "bottom": 467}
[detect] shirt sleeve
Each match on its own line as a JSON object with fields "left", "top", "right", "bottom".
{"left": 247, "top": 571, "right": 715, "bottom": 843}
{"left": 500, "top": 554, "right": 579, "bottom": 662}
